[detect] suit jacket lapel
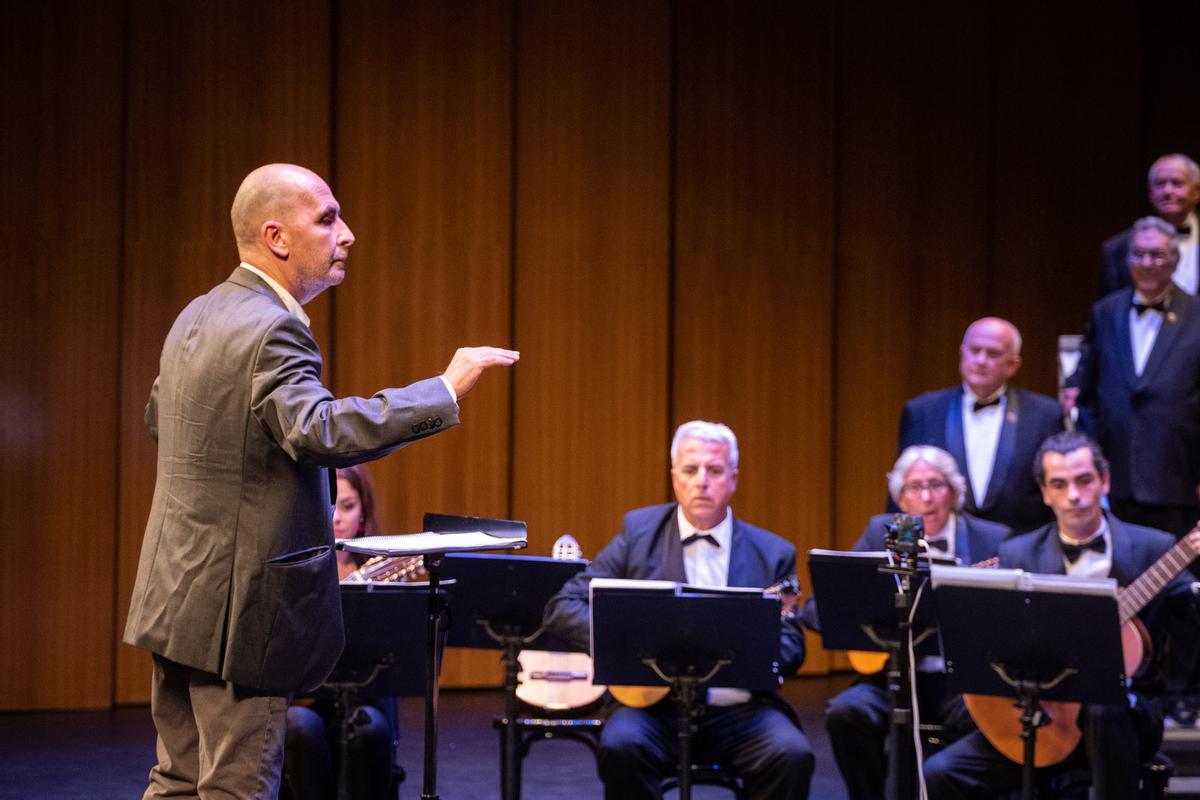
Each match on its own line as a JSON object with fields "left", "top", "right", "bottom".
{"left": 1113, "top": 290, "right": 1138, "bottom": 390}
{"left": 1034, "top": 528, "right": 1068, "bottom": 576}
{"left": 726, "top": 518, "right": 752, "bottom": 587}
{"left": 954, "top": 514, "right": 973, "bottom": 565}
{"left": 944, "top": 392, "right": 975, "bottom": 509}
{"left": 1136, "top": 290, "right": 1189, "bottom": 391}
{"left": 658, "top": 509, "right": 687, "bottom": 582}
{"left": 1106, "top": 514, "right": 1137, "bottom": 587}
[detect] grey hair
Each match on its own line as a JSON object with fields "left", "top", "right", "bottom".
{"left": 1148, "top": 153, "right": 1200, "bottom": 185}
{"left": 671, "top": 420, "right": 739, "bottom": 469}
{"left": 1131, "top": 216, "right": 1182, "bottom": 257}
{"left": 887, "top": 445, "right": 966, "bottom": 510}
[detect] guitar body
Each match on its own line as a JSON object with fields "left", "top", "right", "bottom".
{"left": 1121, "top": 616, "right": 1151, "bottom": 678}
{"left": 516, "top": 650, "right": 607, "bottom": 712}
{"left": 515, "top": 533, "right": 608, "bottom": 713}
{"left": 847, "top": 650, "right": 889, "bottom": 674}
{"left": 608, "top": 685, "right": 671, "bottom": 708}
{"left": 962, "top": 694, "right": 1082, "bottom": 767}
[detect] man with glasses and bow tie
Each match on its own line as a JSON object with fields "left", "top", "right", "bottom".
{"left": 1100, "top": 154, "right": 1200, "bottom": 298}
{"left": 825, "top": 444, "right": 1010, "bottom": 800}
{"left": 1075, "top": 215, "right": 1200, "bottom": 539}
{"left": 896, "top": 317, "right": 1064, "bottom": 533}
{"left": 543, "top": 420, "right": 815, "bottom": 800}
{"left": 925, "top": 431, "right": 1198, "bottom": 799}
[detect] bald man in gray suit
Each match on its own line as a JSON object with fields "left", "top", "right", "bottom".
{"left": 125, "top": 163, "right": 518, "bottom": 799}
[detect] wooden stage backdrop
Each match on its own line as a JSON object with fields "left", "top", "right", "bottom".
{"left": 3, "top": 0, "right": 1198, "bottom": 709}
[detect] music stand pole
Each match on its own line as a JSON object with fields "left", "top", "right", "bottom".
{"left": 497, "top": 627, "right": 522, "bottom": 800}
{"left": 422, "top": 555, "right": 445, "bottom": 800}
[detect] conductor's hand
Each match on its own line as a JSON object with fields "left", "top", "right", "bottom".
{"left": 442, "top": 346, "right": 520, "bottom": 399}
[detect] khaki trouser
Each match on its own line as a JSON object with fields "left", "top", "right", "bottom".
{"left": 144, "top": 654, "right": 289, "bottom": 800}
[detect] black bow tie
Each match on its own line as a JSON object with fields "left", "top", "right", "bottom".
{"left": 925, "top": 537, "right": 949, "bottom": 553}
{"left": 682, "top": 532, "right": 719, "bottom": 548}
{"left": 1178, "top": 225, "right": 1192, "bottom": 236}
{"left": 1133, "top": 300, "right": 1166, "bottom": 316}
{"left": 1061, "top": 536, "right": 1105, "bottom": 563}
{"left": 972, "top": 396, "right": 1002, "bottom": 413}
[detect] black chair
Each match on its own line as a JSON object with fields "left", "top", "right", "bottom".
{"left": 660, "top": 762, "right": 747, "bottom": 799}
{"left": 494, "top": 713, "right": 605, "bottom": 800}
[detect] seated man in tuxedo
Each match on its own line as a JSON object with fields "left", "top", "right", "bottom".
{"left": 896, "top": 317, "right": 1064, "bottom": 533}
{"left": 826, "top": 445, "right": 1010, "bottom": 800}
{"left": 543, "top": 420, "right": 815, "bottom": 800}
{"left": 1100, "top": 153, "right": 1200, "bottom": 298}
{"left": 924, "top": 431, "right": 1200, "bottom": 800}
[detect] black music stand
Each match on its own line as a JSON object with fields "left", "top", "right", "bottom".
{"left": 339, "top": 514, "right": 528, "bottom": 800}
{"left": 808, "top": 548, "right": 942, "bottom": 800}
{"left": 439, "top": 552, "right": 588, "bottom": 800}
{"left": 325, "top": 583, "right": 440, "bottom": 800}
{"left": 590, "top": 580, "right": 781, "bottom": 800}
{"left": 932, "top": 565, "right": 1125, "bottom": 800}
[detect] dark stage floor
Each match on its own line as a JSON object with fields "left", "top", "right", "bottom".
{"left": 0, "top": 674, "right": 852, "bottom": 800}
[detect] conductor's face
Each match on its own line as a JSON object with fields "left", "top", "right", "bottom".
{"left": 671, "top": 437, "right": 738, "bottom": 531}
{"left": 286, "top": 174, "right": 356, "bottom": 303}
{"left": 1039, "top": 447, "right": 1109, "bottom": 542}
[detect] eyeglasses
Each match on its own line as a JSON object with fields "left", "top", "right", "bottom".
{"left": 901, "top": 479, "right": 949, "bottom": 496}
{"left": 672, "top": 464, "right": 730, "bottom": 480}
{"left": 1129, "top": 248, "right": 1172, "bottom": 265}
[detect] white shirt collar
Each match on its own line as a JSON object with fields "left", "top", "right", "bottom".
{"left": 239, "top": 261, "right": 310, "bottom": 327}
{"left": 963, "top": 383, "right": 1007, "bottom": 406}
{"left": 677, "top": 505, "right": 733, "bottom": 548}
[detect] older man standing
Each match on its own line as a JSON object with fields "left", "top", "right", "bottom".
{"left": 897, "top": 317, "right": 1064, "bottom": 533}
{"left": 1076, "top": 216, "right": 1200, "bottom": 538}
{"left": 1101, "top": 153, "right": 1200, "bottom": 297}
{"left": 124, "top": 163, "right": 518, "bottom": 799}
{"left": 826, "top": 445, "right": 1010, "bottom": 800}
{"left": 543, "top": 420, "right": 815, "bottom": 800}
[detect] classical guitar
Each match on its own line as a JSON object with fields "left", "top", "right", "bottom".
{"left": 965, "top": 527, "right": 1200, "bottom": 767}
{"left": 608, "top": 575, "right": 802, "bottom": 708}
{"left": 341, "top": 553, "right": 425, "bottom": 583}
{"left": 515, "top": 535, "right": 608, "bottom": 712}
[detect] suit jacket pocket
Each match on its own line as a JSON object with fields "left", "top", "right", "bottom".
{"left": 225, "top": 544, "right": 344, "bottom": 693}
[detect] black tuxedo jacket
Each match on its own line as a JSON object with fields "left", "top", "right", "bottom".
{"left": 854, "top": 512, "right": 1010, "bottom": 565}
{"left": 1076, "top": 288, "right": 1200, "bottom": 506}
{"left": 897, "top": 387, "right": 1064, "bottom": 533}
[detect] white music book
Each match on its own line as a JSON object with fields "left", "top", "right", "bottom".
{"left": 338, "top": 531, "right": 528, "bottom": 557}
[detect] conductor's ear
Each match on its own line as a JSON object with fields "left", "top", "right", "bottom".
{"left": 263, "top": 220, "right": 288, "bottom": 258}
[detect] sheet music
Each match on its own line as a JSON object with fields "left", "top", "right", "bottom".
{"left": 339, "top": 531, "right": 527, "bottom": 556}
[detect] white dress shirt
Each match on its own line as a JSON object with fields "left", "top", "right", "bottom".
{"left": 676, "top": 506, "right": 748, "bottom": 705}
{"left": 1129, "top": 293, "right": 1166, "bottom": 377}
{"left": 962, "top": 385, "right": 1006, "bottom": 505}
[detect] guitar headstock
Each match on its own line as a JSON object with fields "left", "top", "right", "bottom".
{"left": 552, "top": 533, "right": 583, "bottom": 561}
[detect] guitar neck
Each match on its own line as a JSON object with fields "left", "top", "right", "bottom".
{"left": 1117, "top": 538, "right": 1195, "bottom": 624}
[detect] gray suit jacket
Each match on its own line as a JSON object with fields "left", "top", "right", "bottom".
{"left": 124, "top": 268, "right": 460, "bottom": 693}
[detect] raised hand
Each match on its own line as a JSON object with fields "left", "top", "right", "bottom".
{"left": 442, "top": 346, "right": 520, "bottom": 399}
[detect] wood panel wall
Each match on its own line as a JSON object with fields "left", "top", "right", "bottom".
{"left": 3, "top": 0, "right": 1198, "bottom": 709}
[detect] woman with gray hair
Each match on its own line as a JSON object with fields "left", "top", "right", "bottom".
{"left": 824, "top": 445, "right": 1012, "bottom": 800}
